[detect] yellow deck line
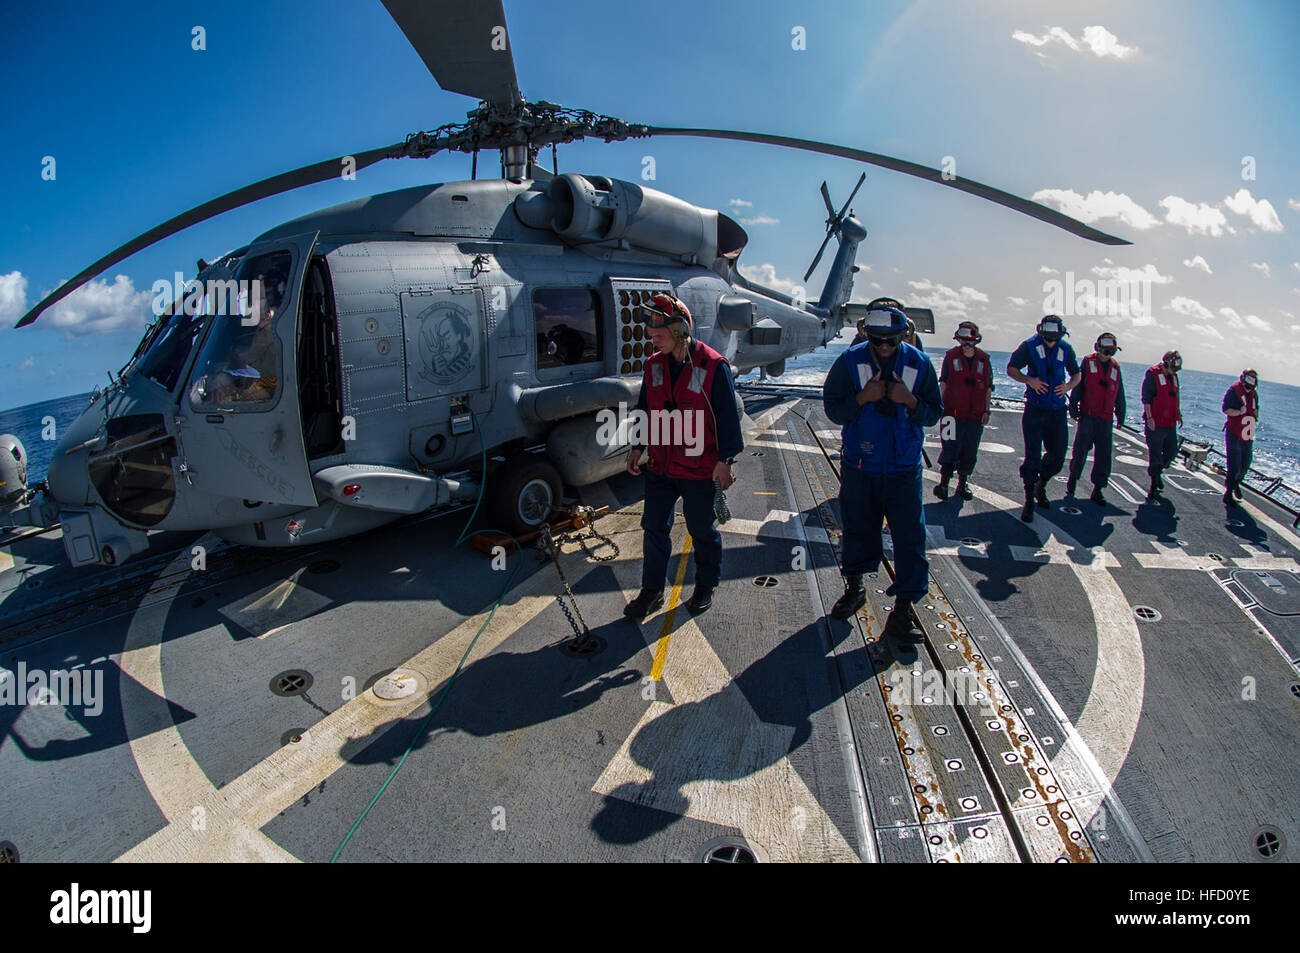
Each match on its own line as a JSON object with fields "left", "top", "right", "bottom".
{"left": 649, "top": 533, "right": 693, "bottom": 681}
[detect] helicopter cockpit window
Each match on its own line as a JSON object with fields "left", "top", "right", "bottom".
{"left": 534, "top": 288, "right": 602, "bottom": 369}
{"left": 187, "top": 251, "right": 291, "bottom": 409}
{"left": 135, "top": 307, "right": 208, "bottom": 392}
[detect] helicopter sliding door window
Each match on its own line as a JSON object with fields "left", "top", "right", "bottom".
{"left": 533, "top": 288, "right": 602, "bottom": 370}
{"left": 187, "top": 251, "right": 291, "bottom": 409}
{"left": 298, "top": 258, "right": 345, "bottom": 459}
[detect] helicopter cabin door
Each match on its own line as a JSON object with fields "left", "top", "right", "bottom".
{"left": 176, "top": 233, "right": 321, "bottom": 507}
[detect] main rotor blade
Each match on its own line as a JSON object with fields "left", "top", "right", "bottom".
{"left": 15, "top": 142, "right": 408, "bottom": 328}
{"left": 644, "top": 127, "right": 1131, "bottom": 245}
{"left": 382, "top": 0, "right": 521, "bottom": 107}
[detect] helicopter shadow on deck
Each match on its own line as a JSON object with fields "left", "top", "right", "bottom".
{"left": 334, "top": 562, "right": 652, "bottom": 764}
{"left": 0, "top": 655, "right": 196, "bottom": 763}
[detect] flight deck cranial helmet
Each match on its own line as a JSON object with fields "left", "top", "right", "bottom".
{"left": 954, "top": 321, "right": 982, "bottom": 345}
{"left": 861, "top": 301, "right": 909, "bottom": 348}
{"left": 1095, "top": 331, "right": 1121, "bottom": 356}
{"left": 1241, "top": 368, "right": 1258, "bottom": 390}
{"left": 1162, "top": 350, "right": 1182, "bottom": 372}
{"left": 639, "top": 292, "right": 692, "bottom": 330}
{"left": 1037, "top": 315, "right": 1068, "bottom": 344}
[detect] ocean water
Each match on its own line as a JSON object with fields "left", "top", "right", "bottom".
{"left": 738, "top": 339, "right": 1300, "bottom": 489}
{"left": 0, "top": 393, "right": 94, "bottom": 487}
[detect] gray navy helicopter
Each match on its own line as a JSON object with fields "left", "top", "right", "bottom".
{"left": 1, "top": 0, "right": 1127, "bottom": 569}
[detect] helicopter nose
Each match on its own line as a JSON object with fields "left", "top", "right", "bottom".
{"left": 45, "top": 410, "right": 102, "bottom": 506}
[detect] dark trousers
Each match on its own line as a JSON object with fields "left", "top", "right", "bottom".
{"left": 1068, "top": 415, "right": 1115, "bottom": 488}
{"left": 1019, "top": 405, "right": 1068, "bottom": 489}
{"left": 1146, "top": 425, "right": 1178, "bottom": 478}
{"left": 938, "top": 419, "right": 984, "bottom": 477}
{"left": 641, "top": 470, "right": 722, "bottom": 591}
{"left": 838, "top": 465, "right": 929, "bottom": 602}
{"left": 1226, "top": 432, "right": 1254, "bottom": 491}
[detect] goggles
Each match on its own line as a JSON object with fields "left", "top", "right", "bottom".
{"left": 1242, "top": 372, "right": 1257, "bottom": 388}
{"left": 639, "top": 293, "right": 691, "bottom": 330}
{"left": 1164, "top": 353, "right": 1182, "bottom": 372}
{"left": 1039, "top": 316, "right": 1066, "bottom": 342}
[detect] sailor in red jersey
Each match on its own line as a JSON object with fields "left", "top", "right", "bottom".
{"left": 1222, "top": 368, "right": 1260, "bottom": 507}
{"left": 1141, "top": 350, "right": 1183, "bottom": 501}
{"left": 624, "top": 293, "right": 743, "bottom": 619}
{"left": 935, "top": 321, "right": 992, "bottom": 501}
{"left": 1066, "top": 331, "right": 1126, "bottom": 506}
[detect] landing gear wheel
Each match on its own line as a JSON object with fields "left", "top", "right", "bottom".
{"left": 492, "top": 457, "right": 563, "bottom": 536}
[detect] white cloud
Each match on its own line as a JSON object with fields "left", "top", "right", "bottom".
{"left": 1183, "top": 255, "right": 1213, "bottom": 274}
{"left": 1288, "top": 198, "right": 1300, "bottom": 211}
{"left": 1081, "top": 25, "right": 1140, "bottom": 58}
{"left": 1249, "top": 261, "right": 1272, "bottom": 278}
{"left": 905, "top": 278, "right": 989, "bottom": 319}
{"left": 0, "top": 270, "right": 28, "bottom": 322}
{"left": 738, "top": 215, "right": 780, "bottom": 226}
{"left": 728, "top": 198, "right": 752, "bottom": 207}
{"left": 1090, "top": 261, "right": 1173, "bottom": 284}
{"left": 1012, "top": 27, "right": 1079, "bottom": 50}
{"left": 1185, "top": 323, "right": 1224, "bottom": 340}
{"left": 1008, "top": 296, "right": 1028, "bottom": 306}
{"left": 18, "top": 356, "right": 35, "bottom": 370}
{"left": 1292, "top": 262, "right": 1300, "bottom": 271}
{"left": 1159, "top": 196, "right": 1232, "bottom": 237}
{"left": 738, "top": 263, "right": 802, "bottom": 296}
{"left": 1166, "top": 296, "right": 1214, "bottom": 321}
{"left": 1012, "top": 25, "right": 1138, "bottom": 59}
{"left": 1219, "top": 306, "right": 1271, "bottom": 333}
{"left": 1039, "top": 265, "right": 1059, "bottom": 274}
{"left": 1032, "top": 189, "right": 1160, "bottom": 230}
{"left": 1223, "top": 188, "right": 1284, "bottom": 232}
{"left": 869, "top": 281, "right": 881, "bottom": 290}
{"left": 43, "top": 274, "right": 154, "bottom": 337}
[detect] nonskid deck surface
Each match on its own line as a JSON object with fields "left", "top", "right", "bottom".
{"left": 0, "top": 398, "right": 1297, "bottom": 862}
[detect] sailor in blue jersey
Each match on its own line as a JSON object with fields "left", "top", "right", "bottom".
{"left": 822, "top": 301, "right": 942, "bottom": 642}
{"left": 1007, "top": 315, "right": 1082, "bottom": 522}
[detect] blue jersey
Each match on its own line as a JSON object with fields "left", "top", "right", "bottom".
{"left": 822, "top": 341, "right": 942, "bottom": 474}
{"left": 1008, "top": 334, "right": 1079, "bottom": 410}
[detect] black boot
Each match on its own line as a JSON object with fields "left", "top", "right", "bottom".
{"left": 1156, "top": 473, "right": 1165, "bottom": 491}
{"left": 934, "top": 466, "right": 952, "bottom": 500}
{"left": 1066, "top": 473, "right": 1078, "bottom": 496}
{"left": 624, "top": 589, "right": 664, "bottom": 620}
{"left": 883, "top": 599, "right": 923, "bottom": 643}
{"left": 830, "top": 576, "right": 866, "bottom": 619}
{"left": 1146, "top": 478, "right": 1161, "bottom": 501}
{"left": 1034, "top": 478, "right": 1051, "bottom": 509}
{"left": 1223, "top": 491, "right": 1236, "bottom": 507}
{"left": 1233, "top": 483, "right": 1244, "bottom": 500}
{"left": 686, "top": 585, "right": 714, "bottom": 614}
{"left": 955, "top": 475, "right": 974, "bottom": 501}
{"left": 1020, "top": 487, "right": 1035, "bottom": 522}
{"left": 1090, "top": 485, "right": 1107, "bottom": 506}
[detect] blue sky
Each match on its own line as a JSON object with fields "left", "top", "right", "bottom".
{"left": 2, "top": 0, "right": 1298, "bottom": 409}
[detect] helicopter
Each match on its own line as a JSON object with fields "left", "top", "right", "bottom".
{"left": 0, "top": 0, "right": 1128, "bottom": 569}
